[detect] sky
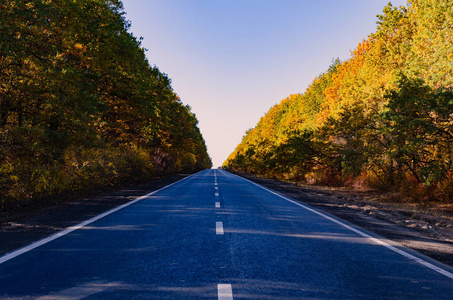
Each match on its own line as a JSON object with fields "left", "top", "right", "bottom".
{"left": 121, "top": 0, "right": 407, "bottom": 167}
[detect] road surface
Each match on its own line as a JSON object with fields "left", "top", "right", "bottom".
{"left": 1, "top": 169, "right": 452, "bottom": 299}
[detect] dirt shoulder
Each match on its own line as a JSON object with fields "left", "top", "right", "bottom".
{"left": 231, "top": 171, "right": 453, "bottom": 267}
{"left": 0, "top": 174, "right": 190, "bottom": 256}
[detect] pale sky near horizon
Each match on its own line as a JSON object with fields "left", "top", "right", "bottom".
{"left": 121, "top": 0, "right": 407, "bottom": 167}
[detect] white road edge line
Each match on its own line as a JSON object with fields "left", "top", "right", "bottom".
{"left": 217, "top": 284, "right": 233, "bottom": 300}
{"left": 226, "top": 170, "right": 453, "bottom": 280}
{"left": 216, "top": 222, "right": 224, "bottom": 235}
{"left": 215, "top": 202, "right": 220, "bottom": 208}
{"left": 0, "top": 172, "right": 200, "bottom": 265}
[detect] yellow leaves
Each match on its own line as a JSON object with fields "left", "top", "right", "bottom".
{"left": 317, "top": 36, "right": 395, "bottom": 126}
{"left": 352, "top": 39, "right": 371, "bottom": 58}
{"left": 73, "top": 43, "right": 87, "bottom": 52}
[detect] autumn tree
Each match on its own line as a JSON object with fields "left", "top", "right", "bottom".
{"left": 224, "top": 0, "right": 453, "bottom": 202}
{"left": 0, "top": 0, "right": 211, "bottom": 204}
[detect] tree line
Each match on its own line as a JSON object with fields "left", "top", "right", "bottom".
{"left": 223, "top": 0, "right": 453, "bottom": 202}
{"left": 0, "top": 0, "right": 211, "bottom": 205}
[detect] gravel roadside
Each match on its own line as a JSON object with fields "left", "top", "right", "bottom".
{"left": 231, "top": 171, "right": 453, "bottom": 267}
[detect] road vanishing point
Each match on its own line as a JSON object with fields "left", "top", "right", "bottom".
{"left": 1, "top": 169, "right": 453, "bottom": 299}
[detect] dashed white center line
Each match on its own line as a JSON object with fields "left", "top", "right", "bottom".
{"left": 214, "top": 172, "right": 232, "bottom": 299}
{"left": 218, "top": 284, "right": 233, "bottom": 300}
{"left": 216, "top": 222, "right": 224, "bottom": 235}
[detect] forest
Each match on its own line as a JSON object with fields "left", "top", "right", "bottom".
{"left": 224, "top": 0, "right": 453, "bottom": 202}
{"left": 0, "top": 0, "right": 211, "bottom": 205}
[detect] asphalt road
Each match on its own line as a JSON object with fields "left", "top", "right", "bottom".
{"left": 1, "top": 169, "right": 453, "bottom": 299}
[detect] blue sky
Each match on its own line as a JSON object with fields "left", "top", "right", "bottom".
{"left": 121, "top": 0, "right": 407, "bottom": 167}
